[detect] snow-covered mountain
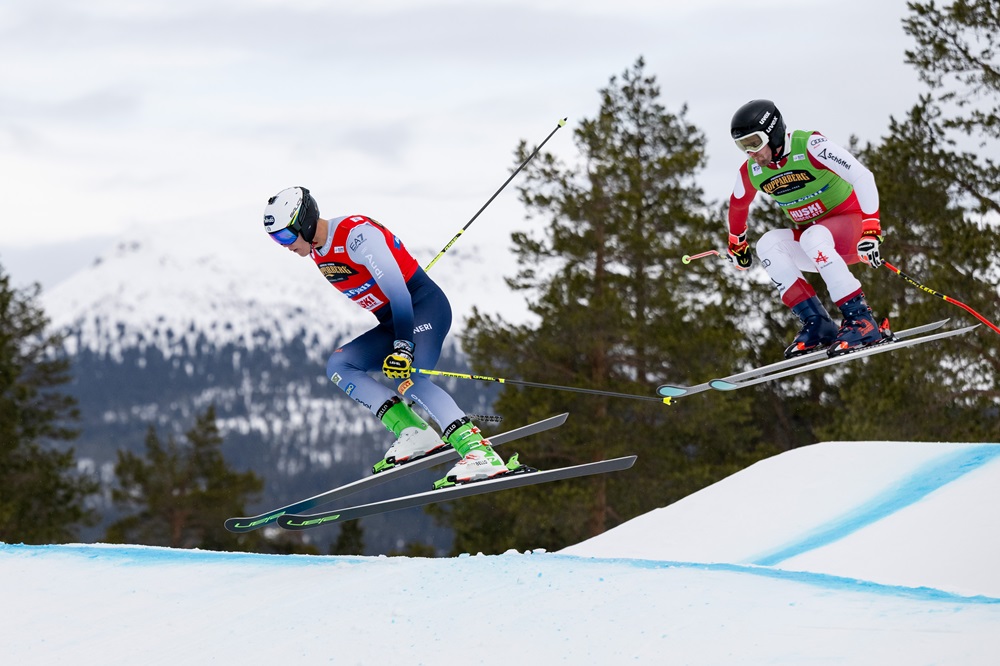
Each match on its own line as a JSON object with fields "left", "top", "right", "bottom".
{"left": 40, "top": 214, "right": 530, "bottom": 552}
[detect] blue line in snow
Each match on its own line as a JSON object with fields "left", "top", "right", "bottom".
{"left": 3, "top": 544, "right": 997, "bottom": 605}
{"left": 548, "top": 555, "right": 1000, "bottom": 605}
{"left": 749, "top": 444, "right": 1000, "bottom": 567}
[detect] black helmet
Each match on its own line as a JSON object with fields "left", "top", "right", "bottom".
{"left": 262, "top": 186, "right": 320, "bottom": 245}
{"left": 730, "top": 99, "right": 786, "bottom": 156}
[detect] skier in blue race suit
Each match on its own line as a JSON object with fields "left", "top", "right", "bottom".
{"left": 262, "top": 186, "right": 513, "bottom": 486}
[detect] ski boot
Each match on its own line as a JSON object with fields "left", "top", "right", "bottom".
{"left": 434, "top": 418, "right": 516, "bottom": 489}
{"left": 784, "top": 296, "right": 840, "bottom": 358}
{"left": 373, "top": 397, "right": 447, "bottom": 473}
{"left": 827, "top": 292, "right": 884, "bottom": 357}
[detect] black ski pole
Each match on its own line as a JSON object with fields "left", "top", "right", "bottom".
{"left": 413, "top": 367, "right": 673, "bottom": 405}
{"left": 425, "top": 117, "right": 568, "bottom": 271}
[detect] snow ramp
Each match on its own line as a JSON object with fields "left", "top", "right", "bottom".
{"left": 564, "top": 440, "right": 1000, "bottom": 597}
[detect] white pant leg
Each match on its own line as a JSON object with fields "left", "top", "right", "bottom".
{"left": 797, "top": 225, "right": 862, "bottom": 303}
{"left": 756, "top": 228, "right": 813, "bottom": 301}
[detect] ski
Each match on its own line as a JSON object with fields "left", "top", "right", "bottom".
{"left": 708, "top": 323, "right": 979, "bottom": 392}
{"left": 656, "top": 319, "right": 951, "bottom": 398}
{"left": 276, "top": 455, "right": 638, "bottom": 531}
{"left": 224, "top": 412, "right": 569, "bottom": 533}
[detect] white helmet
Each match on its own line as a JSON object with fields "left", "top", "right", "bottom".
{"left": 262, "top": 186, "right": 319, "bottom": 245}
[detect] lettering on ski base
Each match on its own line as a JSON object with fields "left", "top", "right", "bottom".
{"left": 235, "top": 512, "right": 285, "bottom": 529}
{"left": 292, "top": 514, "right": 342, "bottom": 527}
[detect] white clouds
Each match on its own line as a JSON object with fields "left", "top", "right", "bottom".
{"left": 0, "top": 0, "right": 922, "bottom": 284}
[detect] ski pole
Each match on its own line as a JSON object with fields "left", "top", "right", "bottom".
{"left": 412, "top": 367, "right": 673, "bottom": 405}
{"left": 424, "top": 117, "right": 568, "bottom": 272}
{"left": 883, "top": 261, "right": 1000, "bottom": 336}
{"left": 681, "top": 249, "right": 726, "bottom": 264}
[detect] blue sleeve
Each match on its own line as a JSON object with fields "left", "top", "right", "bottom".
{"left": 346, "top": 222, "right": 414, "bottom": 342}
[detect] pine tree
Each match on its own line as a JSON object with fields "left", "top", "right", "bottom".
{"left": 815, "top": 0, "right": 1000, "bottom": 439}
{"left": 330, "top": 521, "right": 365, "bottom": 555}
{"left": 106, "top": 405, "right": 267, "bottom": 551}
{"left": 0, "top": 266, "right": 97, "bottom": 543}
{"left": 440, "top": 58, "right": 778, "bottom": 554}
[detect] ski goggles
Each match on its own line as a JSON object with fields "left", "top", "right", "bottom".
{"left": 268, "top": 225, "right": 300, "bottom": 246}
{"left": 734, "top": 131, "right": 769, "bottom": 154}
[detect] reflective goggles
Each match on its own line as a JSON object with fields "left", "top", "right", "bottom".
{"left": 734, "top": 131, "right": 769, "bottom": 154}
{"left": 268, "top": 225, "right": 300, "bottom": 246}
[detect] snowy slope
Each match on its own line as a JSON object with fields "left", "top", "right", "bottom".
{"left": 3, "top": 439, "right": 999, "bottom": 665}
{"left": 565, "top": 440, "right": 1000, "bottom": 597}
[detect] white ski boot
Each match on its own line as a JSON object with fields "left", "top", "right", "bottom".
{"left": 435, "top": 418, "right": 511, "bottom": 487}
{"left": 373, "top": 398, "right": 447, "bottom": 473}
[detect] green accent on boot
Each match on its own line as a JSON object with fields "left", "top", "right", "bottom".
{"left": 372, "top": 457, "right": 394, "bottom": 474}
{"left": 445, "top": 421, "right": 486, "bottom": 456}
{"left": 380, "top": 400, "right": 431, "bottom": 438}
{"left": 431, "top": 452, "right": 520, "bottom": 490}
{"left": 432, "top": 476, "right": 455, "bottom": 490}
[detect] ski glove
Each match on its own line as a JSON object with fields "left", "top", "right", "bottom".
{"left": 727, "top": 232, "right": 754, "bottom": 270}
{"left": 383, "top": 339, "right": 415, "bottom": 379}
{"left": 856, "top": 229, "right": 884, "bottom": 268}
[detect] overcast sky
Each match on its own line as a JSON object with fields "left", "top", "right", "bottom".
{"left": 0, "top": 0, "right": 924, "bottom": 290}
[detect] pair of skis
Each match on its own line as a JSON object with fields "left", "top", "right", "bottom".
{"left": 227, "top": 320, "right": 975, "bottom": 532}
{"left": 225, "top": 413, "right": 636, "bottom": 533}
{"left": 657, "top": 319, "right": 979, "bottom": 398}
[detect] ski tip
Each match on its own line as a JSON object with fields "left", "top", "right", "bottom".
{"left": 708, "top": 379, "right": 739, "bottom": 391}
{"left": 656, "top": 385, "right": 688, "bottom": 398}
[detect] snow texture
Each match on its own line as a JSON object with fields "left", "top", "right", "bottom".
{"left": 3, "top": 439, "right": 999, "bottom": 665}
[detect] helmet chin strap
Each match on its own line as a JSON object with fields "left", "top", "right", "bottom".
{"left": 770, "top": 141, "right": 788, "bottom": 165}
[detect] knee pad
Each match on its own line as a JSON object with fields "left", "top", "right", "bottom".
{"left": 798, "top": 225, "right": 836, "bottom": 263}
{"left": 756, "top": 228, "right": 795, "bottom": 262}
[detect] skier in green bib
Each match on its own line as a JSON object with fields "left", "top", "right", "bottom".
{"left": 727, "top": 99, "right": 885, "bottom": 358}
